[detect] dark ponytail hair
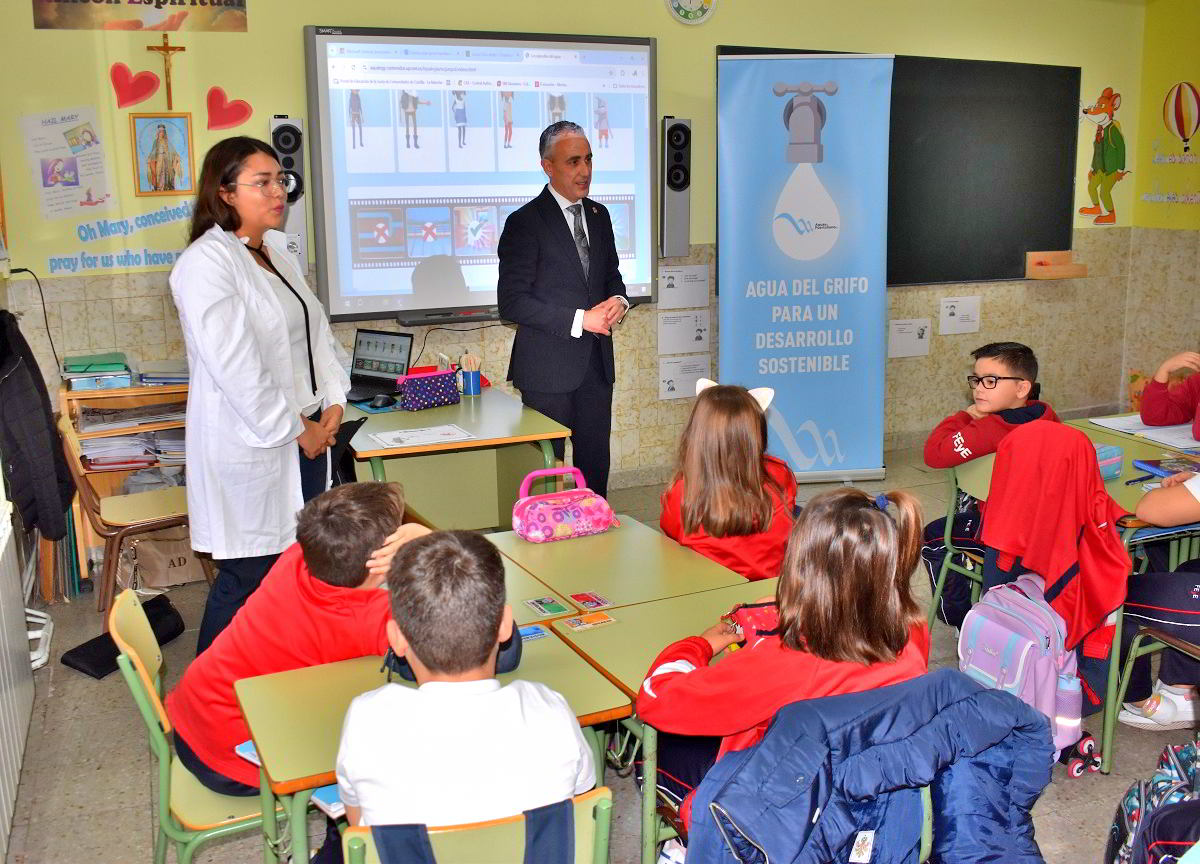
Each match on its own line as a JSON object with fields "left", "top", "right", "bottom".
{"left": 188, "top": 136, "right": 279, "bottom": 244}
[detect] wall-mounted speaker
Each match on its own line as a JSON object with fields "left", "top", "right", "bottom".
{"left": 269, "top": 115, "right": 309, "bottom": 273}
{"left": 660, "top": 116, "right": 691, "bottom": 259}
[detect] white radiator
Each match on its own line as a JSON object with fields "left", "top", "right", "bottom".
{"left": 0, "top": 505, "right": 34, "bottom": 858}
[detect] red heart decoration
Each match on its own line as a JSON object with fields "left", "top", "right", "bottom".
{"left": 207, "top": 86, "right": 253, "bottom": 130}
{"left": 110, "top": 63, "right": 160, "bottom": 109}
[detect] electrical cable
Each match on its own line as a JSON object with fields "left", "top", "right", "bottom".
{"left": 10, "top": 267, "right": 60, "bottom": 369}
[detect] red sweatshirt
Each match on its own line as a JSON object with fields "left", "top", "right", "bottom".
{"left": 165, "top": 544, "right": 391, "bottom": 787}
{"left": 923, "top": 401, "right": 1059, "bottom": 468}
{"left": 1140, "top": 377, "right": 1200, "bottom": 442}
{"left": 659, "top": 455, "right": 797, "bottom": 581}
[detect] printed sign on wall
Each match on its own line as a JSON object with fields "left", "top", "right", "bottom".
{"left": 32, "top": 1, "right": 247, "bottom": 31}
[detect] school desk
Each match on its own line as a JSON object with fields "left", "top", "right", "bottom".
{"left": 1067, "top": 414, "right": 1198, "bottom": 455}
{"left": 504, "top": 557, "right": 581, "bottom": 625}
{"left": 488, "top": 515, "right": 748, "bottom": 610}
{"left": 550, "top": 579, "right": 779, "bottom": 864}
{"left": 235, "top": 639, "right": 631, "bottom": 863}
{"left": 347, "top": 388, "right": 569, "bottom": 530}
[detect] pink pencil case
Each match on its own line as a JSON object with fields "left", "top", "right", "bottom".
{"left": 512, "top": 467, "right": 619, "bottom": 543}
{"left": 394, "top": 369, "right": 460, "bottom": 411}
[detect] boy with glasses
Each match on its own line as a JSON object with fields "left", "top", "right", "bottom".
{"left": 920, "top": 342, "right": 1058, "bottom": 626}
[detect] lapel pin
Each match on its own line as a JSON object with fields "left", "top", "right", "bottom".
{"left": 591, "top": 205, "right": 598, "bottom": 214}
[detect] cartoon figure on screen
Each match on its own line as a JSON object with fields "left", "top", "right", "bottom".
{"left": 772, "top": 81, "right": 840, "bottom": 261}
{"left": 594, "top": 97, "right": 610, "bottom": 148}
{"left": 501, "top": 91, "right": 514, "bottom": 149}
{"left": 547, "top": 93, "right": 566, "bottom": 124}
{"left": 348, "top": 89, "right": 364, "bottom": 149}
{"left": 400, "top": 90, "right": 430, "bottom": 149}
{"left": 1078, "top": 87, "right": 1127, "bottom": 225}
{"left": 146, "top": 124, "right": 182, "bottom": 192}
{"left": 451, "top": 91, "right": 468, "bottom": 148}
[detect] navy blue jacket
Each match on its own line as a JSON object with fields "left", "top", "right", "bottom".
{"left": 687, "top": 669, "right": 1053, "bottom": 864}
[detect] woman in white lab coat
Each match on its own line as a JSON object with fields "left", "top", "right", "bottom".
{"left": 170, "top": 137, "right": 349, "bottom": 653}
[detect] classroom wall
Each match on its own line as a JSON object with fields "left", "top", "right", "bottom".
{"left": 0, "top": 0, "right": 1171, "bottom": 490}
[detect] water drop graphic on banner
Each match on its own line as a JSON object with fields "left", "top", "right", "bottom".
{"left": 771, "top": 81, "right": 840, "bottom": 260}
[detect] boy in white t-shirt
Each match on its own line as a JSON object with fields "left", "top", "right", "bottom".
{"left": 336, "top": 530, "right": 594, "bottom": 828}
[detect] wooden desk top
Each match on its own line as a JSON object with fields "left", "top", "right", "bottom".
{"left": 235, "top": 640, "right": 631, "bottom": 794}
{"left": 349, "top": 389, "right": 568, "bottom": 458}
{"left": 489, "top": 516, "right": 748, "bottom": 610}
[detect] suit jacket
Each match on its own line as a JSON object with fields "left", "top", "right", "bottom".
{"left": 497, "top": 186, "right": 627, "bottom": 393}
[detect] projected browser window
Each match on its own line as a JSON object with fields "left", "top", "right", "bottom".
{"left": 311, "top": 34, "right": 653, "bottom": 320}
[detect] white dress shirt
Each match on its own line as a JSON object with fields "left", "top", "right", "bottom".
{"left": 545, "top": 184, "right": 629, "bottom": 338}
{"left": 261, "top": 268, "right": 320, "bottom": 416}
{"left": 336, "top": 678, "right": 595, "bottom": 827}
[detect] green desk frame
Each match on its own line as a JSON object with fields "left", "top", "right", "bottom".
{"left": 348, "top": 389, "right": 568, "bottom": 530}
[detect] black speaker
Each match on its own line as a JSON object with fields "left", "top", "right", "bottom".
{"left": 660, "top": 117, "right": 691, "bottom": 258}
{"left": 269, "top": 115, "right": 308, "bottom": 270}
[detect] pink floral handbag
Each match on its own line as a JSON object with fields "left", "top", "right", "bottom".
{"left": 512, "top": 467, "right": 619, "bottom": 543}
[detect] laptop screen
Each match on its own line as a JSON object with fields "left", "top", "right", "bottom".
{"left": 352, "top": 329, "right": 413, "bottom": 382}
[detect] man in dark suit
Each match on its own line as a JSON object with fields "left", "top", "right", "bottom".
{"left": 498, "top": 121, "right": 628, "bottom": 497}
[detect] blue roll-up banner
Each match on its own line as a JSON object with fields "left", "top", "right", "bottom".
{"left": 717, "top": 54, "right": 893, "bottom": 481}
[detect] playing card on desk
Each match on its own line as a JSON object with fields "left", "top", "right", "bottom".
{"left": 523, "top": 596, "right": 569, "bottom": 616}
{"left": 563, "top": 612, "right": 616, "bottom": 632}
{"left": 569, "top": 591, "right": 612, "bottom": 610}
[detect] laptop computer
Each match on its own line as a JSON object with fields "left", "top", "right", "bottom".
{"left": 345, "top": 328, "right": 414, "bottom": 403}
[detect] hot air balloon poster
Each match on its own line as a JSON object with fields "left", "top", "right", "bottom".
{"left": 1163, "top": 82, "right": 1200, "bottom": 153}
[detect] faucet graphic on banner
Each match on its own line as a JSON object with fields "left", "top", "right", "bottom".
{"left": 772, "top": 81, "right": 841, "bottom": 261}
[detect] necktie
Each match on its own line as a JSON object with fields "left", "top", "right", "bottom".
{"left": 567, "top": 203, "right": 590, "bottom": 277}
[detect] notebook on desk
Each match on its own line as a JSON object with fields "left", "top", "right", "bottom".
{"left": 346, "top": 328, "right": 414, "bottom": 403}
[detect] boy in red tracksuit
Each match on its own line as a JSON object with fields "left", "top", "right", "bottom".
{"left": 921, "top": 342, "right": 1059, "bottom": 628}
{"left": 165, "top": 482, "right": 429, "bottom": 795}
{"left": 1140, "top": 350, "right": 1200, "bottom": 442}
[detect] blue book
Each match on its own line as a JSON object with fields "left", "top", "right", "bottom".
{"left": 1131, "top": 457, "right": 1200, "bottom": 478}
{"left": 311, "top": 784, "right": 344, "bottom": 819}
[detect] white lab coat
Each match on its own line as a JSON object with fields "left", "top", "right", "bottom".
{"left": 169, "top": 225, "right": 349, "bottom": 560}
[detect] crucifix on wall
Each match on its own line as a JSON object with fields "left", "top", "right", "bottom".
{"left": 146, "top": 34, "right": 186, "bottom": 110}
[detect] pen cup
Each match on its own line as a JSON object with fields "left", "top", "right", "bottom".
{"left": 456, "top": 368, "right": 482, "bottom": 396}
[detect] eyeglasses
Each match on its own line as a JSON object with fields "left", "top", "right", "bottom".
{"left": 966, "top": 375, "right": 1026, "bottom": 389}
{"left": 231, "top": 177, "right": 290, "bottom": 197}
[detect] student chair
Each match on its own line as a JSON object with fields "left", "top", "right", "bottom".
{"left": 342, "top": 787, "right": 613, "bottom": 864}
{"left": 1098, "top": 518, "right": 1200, "bottom": 774}
{"left": 927, "top": 456, "right": 992, "bottom": 628}
{"left": 109, "top": 589, "right": 280, "bottom": 864}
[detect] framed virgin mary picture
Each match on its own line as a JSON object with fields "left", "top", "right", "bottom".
{"left": 130, "top": 112, "right": 195, "bottom": 197}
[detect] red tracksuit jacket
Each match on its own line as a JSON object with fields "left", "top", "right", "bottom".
{"left": 923, "top": 401, "right": 1059, "bottom": 469}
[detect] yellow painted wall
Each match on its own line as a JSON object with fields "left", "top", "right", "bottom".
{"left": 1131, "top": 0, "right": 1200, "bottom": 229}
{"left": 0, "top": 0, "right": 1146, "bottom": 272}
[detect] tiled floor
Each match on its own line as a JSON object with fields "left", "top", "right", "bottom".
{"left": 6, "top": 447, "right": 1193, "bottom": 863}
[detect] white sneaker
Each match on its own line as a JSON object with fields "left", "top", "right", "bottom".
{"left": 1119, "top": 682, "right": 1197, "bottom": 730}
{"left": 657, "top": 838, "right": 687, "bottom": 864}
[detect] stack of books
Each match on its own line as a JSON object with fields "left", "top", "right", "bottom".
{"left": 78, "top": 436, "right": 155, "bottom": 471}
{"left": 62, "top": 352, "right": 131, "bottom": 390}
{"left": 77, "top": 401, "right": 187, "bottom": 433}
{"left": 138, "top": 359, "right": 189, "bottom": 386}
{"left": 141, "top": 428, "right": 186, "bottom": 466}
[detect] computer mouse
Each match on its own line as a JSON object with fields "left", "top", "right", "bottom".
{"left": 369, "top": 393, "right": 396, "bottom": 409}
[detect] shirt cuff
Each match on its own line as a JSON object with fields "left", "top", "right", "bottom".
{"left": 571, "top": 308, "right": 585, "bottom": 338}
{"left": 616, "top": 295, "right": 630, "bottom": 309}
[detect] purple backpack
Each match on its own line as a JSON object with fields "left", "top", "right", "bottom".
{"left": 958, "top": 573, "right": 1082, "bottom": 754}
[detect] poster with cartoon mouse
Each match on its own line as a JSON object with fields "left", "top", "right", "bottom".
{"left": 1079, "top": 87, "right": 1129, "bottom": 225}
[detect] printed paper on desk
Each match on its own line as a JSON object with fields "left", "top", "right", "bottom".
{"left": 369, "top": 424, "right": 475, "bottom": 449}
{"left": 938, "top": 296, "right": 981, "bottom": 335}
{"left": 888, "top": 318, "right": 932, "bottom": 358}
{"left": 659, "top": 310, "right": 710, "bottom": 355}
{"left": 659, "top": 355, "right": 711, "bottom": 400}
{"left": 658, "top": 265, "right": 710, "bottom": 309}
{"left": 524, "top": 596, "right": 569, "bottom": 616}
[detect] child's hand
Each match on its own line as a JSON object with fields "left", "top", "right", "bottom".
{"left": 366, "top": 523, "right": 432, "bottom": 579}
{"left": 1162, "top": 471, "right": 1197, "bottom": 489}
{"left": 1154, "top": 352, "right": 1200, "bottom": 383}
{"left": 964, "top": 404, "right": 987, "bottom": 420}
{"left": 700, "top": 619, "right": 741, "bottom": 655}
